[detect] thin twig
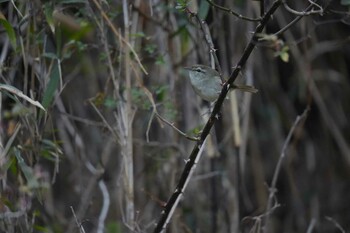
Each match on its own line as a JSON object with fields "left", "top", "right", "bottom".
{"left": 273, "top": 4, "right": 313, "bottom": 36}
{"left": 155, "top": 112, "right": 199, "bottom": 141}
{"left": 283, "top": 0, "right": 323, "bottom": 16}
{"left": 128, "top": 61, "right": 163, "bottom": 142}
{"left": 89, "top": 100, "right": 120, "bottom": 143}
{"left": 206, "top": 0, "right": 261, "bottom": 22}
{"left": 264, "top": 107, "right": 309, "bottom": 232}
{"left": 325, "top": 216, "right": 346, "bottom": 233}
{"left": 70, "top": 206, "right": 86, "bottom": 233}
{"left": 187, "top": 9, "right": 223, "bottom": 79}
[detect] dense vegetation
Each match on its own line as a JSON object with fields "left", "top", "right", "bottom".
{"left": 0, "top": 0, "right": 349, "bottom": 232}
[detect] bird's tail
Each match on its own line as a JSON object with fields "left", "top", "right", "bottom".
{"left": 232, "top": 84, "right": 258, "bottom": 93}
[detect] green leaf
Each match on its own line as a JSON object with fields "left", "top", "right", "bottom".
{"left": 175, "top": 0, "right": 189, "bottom": 11}
{"left": 33, "top": 225, "right": 50, "bottom": 233}
{"left": 144, "top": 44, "right": 156, "bottom": 54}
{"left": 280, "top": 51, "right": 289, "bottom": 62}
{"left": 130, "top": 32, "right": 146, "bottom": 38}
{"left": 41, "top": 59, "right": 61, "bottom": 110}
{"left": 104, "top": 97, "right": 117, "bottom": 108}
{"left": 106, "top": 222, "right": 122, "bottom": 233}
{"left": 155, "top": 55, "right": 165, "bottom": 65}
{"left": 198, "top": 0, "right": 210, "bottom": 19}
{"left": 14, "top": 149, "right": 40, "bottom": 189}
{"left": 43, "top": 3, "right": 55, "bottom": 33}
{"left": 40, "top": 139, "right": 63, "bottom": 161}
{"left": 0, "top": 12, "right": 17, "bottom": 50}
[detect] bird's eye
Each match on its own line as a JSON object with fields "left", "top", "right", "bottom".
{"left": 195, "top": 68, "right": 204, "bottom": 73}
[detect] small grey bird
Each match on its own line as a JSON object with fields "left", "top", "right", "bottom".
{"left": 184, "top": 65, "right": 258, "bottom": 102}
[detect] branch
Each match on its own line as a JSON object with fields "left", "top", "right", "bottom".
{"left": 186, "top": 9, "right": 223, "bottom": 80}
{"left": 206, "top": 0, "right": 261, "bottom": 22}
{"left": 153, "top": 1, "right": 283, "bottom": 232}
{"left": 283, "top": 0, "right": 323, "bottom": 16}
{"left": 155, "top": 112, "right": 199, "bottom": 142}
{"left": 273, "top": 4, "right": 313, "bottom": 36}
{"left": 264, "top": 107, "right": 309, "bottom": 232}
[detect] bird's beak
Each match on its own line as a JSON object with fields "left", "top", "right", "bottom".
{"left": 183, "top": 67, "right": 191, "bottom": 70}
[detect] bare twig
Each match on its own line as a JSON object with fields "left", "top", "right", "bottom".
{"left": 273, "top": 4, "right": 313, "bottom": 36}
{"left": 89, "top": 101, "right": 120, "bottom": 143}
{"left": 206, "top": 0, "right": 261, "bottom": 22}
{"left": 283, "top": 0, "right": 323, "bottom": 16}
{"left": 97, "top": 180, "right": 110, "bottom": 233}
{"left": 155, "top": 112, "right": 199, "bottom": 141}
{"left": 325, "top": 216, "right": 346, "bottom": 233}
{"left": 70, "top": 206, "right": 86, "bottom": 233}
{"left": 264, "top": 107, "right": 309, "bottom": 232}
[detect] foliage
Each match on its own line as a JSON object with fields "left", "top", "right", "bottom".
{"left": 0, "top": 1, "right": 349, "bottom": 233}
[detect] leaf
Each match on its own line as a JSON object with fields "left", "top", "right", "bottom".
{"left": 0, "top": 10, "right": 17, "bottom": 50}
{"left": 198, "top": 0, "right": 210, "bottom": 19}
{"left": 41, "top": 59, "right": 61, "bottom": 110}
{"left": 280, "top": 51, "right": 289, "bottom": 62}
{"left": 14, "top": 149, "right": 40, "bottom": 189}
{"left": 279, "top": 45, "right": 290, "bottom": 62}
{"left": 0, "top": 84, "right": 46, "bottom": 111}
{"left": 43, "top": 3, "right": 54, "bottom": 30}
{"left": 2, "top": 123, "right": 21, "bottom": 158}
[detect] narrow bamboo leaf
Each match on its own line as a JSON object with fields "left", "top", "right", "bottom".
{"left": 0, "top": 11, "right": 17, "bottom": 50}
{"left": 14, "top": 149, "right": 40, "bottom": 189}
{"left": 41, "top": 59, "right": 61, "bottom": 109}
{"left": 0, "top": 84, "right": 46, "bottom": 111}
{"left": 2, "top": 123, "right": 21, "bottom": 158}
{"left": 44, "top": 3, "right": 55, "bottom": 33}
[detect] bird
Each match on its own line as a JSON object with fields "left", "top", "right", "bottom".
{"left": 184, "top": 64, "right": 258, "bottom": 102}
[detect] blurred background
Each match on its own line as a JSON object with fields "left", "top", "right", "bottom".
{"left": 0, "top": 0, "right": 349, "bottom": 232}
